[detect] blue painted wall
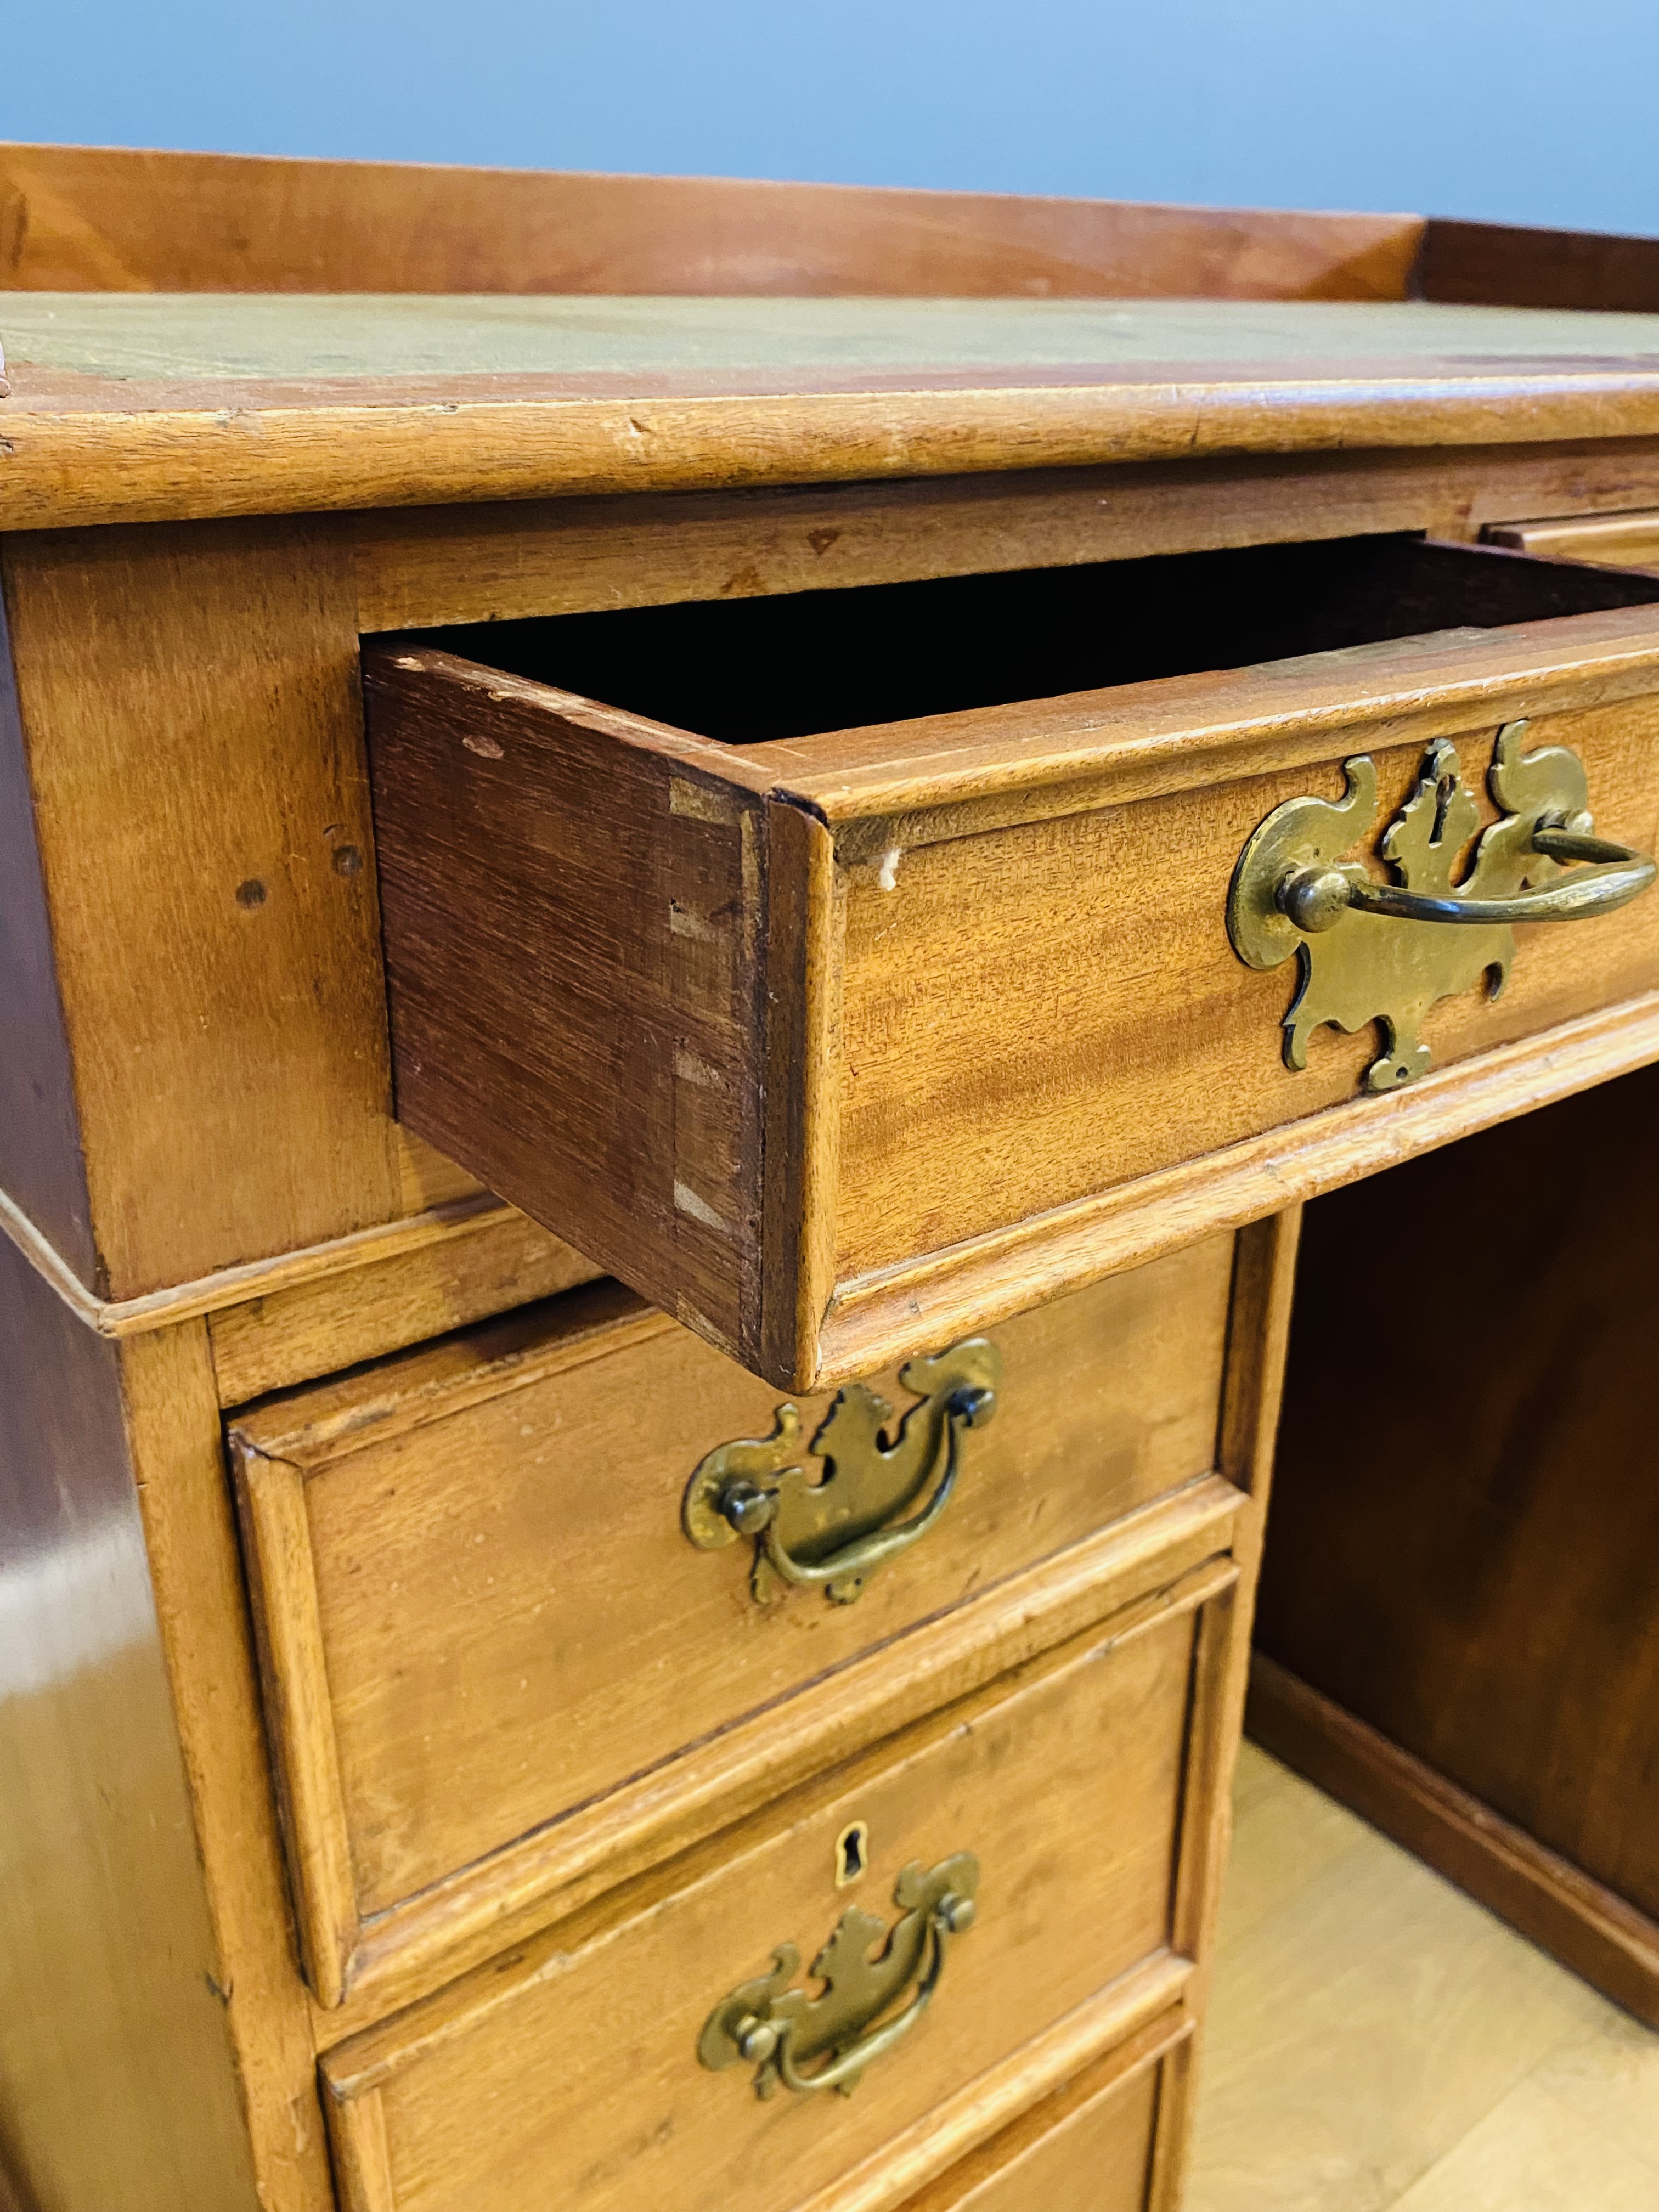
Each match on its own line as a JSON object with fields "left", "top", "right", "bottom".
{"left": 3, "top": 0, "right": 1656, "bottom": 234}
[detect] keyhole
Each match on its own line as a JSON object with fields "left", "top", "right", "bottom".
{"left": 834, "top": 1821, "right": 870, "bottom": 1887}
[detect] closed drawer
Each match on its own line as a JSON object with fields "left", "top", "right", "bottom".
{"left": 365, "top": 532, "right": 1659, "bottom": 1391}
{"left": 916, "top": 2072, "right": 1159, "bottom": 2212}
{"left": 893, "top": 2022, "right": 1180, "bottom": 2212}
{"left": 230, "top": 1234, "right": 1238, "bottom": 2009}
{"left": 320, "top": 1561, "right": 1233, "bottom": 2212}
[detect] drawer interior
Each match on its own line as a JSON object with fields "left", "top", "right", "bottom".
{"left": 393, "top": 533, "right": 1659, "bottom": 746}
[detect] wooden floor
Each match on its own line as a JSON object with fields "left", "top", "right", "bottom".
{"left": 1187, "top": 1743, "right": 1659, "bottom": 2211}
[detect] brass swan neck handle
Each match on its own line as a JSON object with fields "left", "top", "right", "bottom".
{"left": 749, "top": 1887, "right": 973, "bottom": 2096}
{"left": 1227, "top": 722, "right": 1659, "bottom": 1096}
{"left": 682, "top": 1337, "right": 1002, "bottom": 1605}
{"left": 716, "top": 1383, "right": 989, "bottom": 1600}
{"left": 699, "top": 1854, "right": 980, "bottom": 2099}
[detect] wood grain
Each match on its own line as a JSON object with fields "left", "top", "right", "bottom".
{"left": 4, "top": 461, "right": 1655, "bottom": 1344}
{"left": 328, "top": 1522, "right": 1234, "bottom": 2039}
{"left": 0, "top": 563, "right": 92, "bottom": 1280}
{"left": 758, "top": 793, "right": 844, "bottom": 1388}
{"left": 913, "top": 2068, "right": 1160, "bottom": 2212}
{"left": 208, "top": 1204, "right": 600, "bottom": 1406}
{"left": 15, "top": 366, "right": 1659, "bottom": 538}
{"left": 363, "top": 644, "right": 772, "bottom": 1358}
{"left": 751, "top": 595, "right": 1659, "bottom": 832}
{"left": 1146, "top": 2036, "right": 1198, "bottom": 2212}
{"left": 1, "top": 519, "right": 398, "bottom": 1299}
{"left": 435, "top": 532, "right": 1659, "bottom": 759}
{"left": 1381, "top": 1997, "right": 1659, "bottom": 2208}
{"left": 1255, "top": 1063, "right": 1659, "bottom": 1983}
{"left": 0, "top": 1231, "right": 260, "bottom": 2212}
{"left": 320, "top": 1594, "right": 1217, "bottom": 2212}
{"left": 894, "top": 2012, "right": 1179, "bottom": 2212}
{"left": 1159, "top": 1211, "right": 1302, "bottom": 2210}
{"left": 1417, "top": 216, "right": 1659, "bottom": 314}
{"left": 1183, "top": 1741, "right": 1640, "bottom": 2211}
{"left": 828, "top": 705, "right": 1659, "bottom": 1283}
{"left": 229, "top": 1237, "right": 1238, "bottom": 2007}
{"left": 392, "top": 1126, "right": 484, "bottom": 1214}
{"left": 0, "top": 143, "right": 1423, "bottom": 300}
{"left": 368, "top": 557, "right": 1659, "bottom": 1387}
{"left": 233, "top": 1411, "right": 363, "bottom": 2011}
{"left": 816, "top": 985, "right": 1659, "bottom": 1387}
{"left": 1246, "top": 1659, "right": 1659, "bottom": 2032}
{"left": 118, "top": 1320, "right": 336, "bottom": 2208}
{"left": 351, "top": 443, "right": 1659, "bottom": 634}
{"left": 783, "top": 1965, "right": 1190, "bottom": 2212}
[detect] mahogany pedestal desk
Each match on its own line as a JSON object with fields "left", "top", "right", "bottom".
{"left": 3, "top": 147, "right": 1659, "bottom": 2212}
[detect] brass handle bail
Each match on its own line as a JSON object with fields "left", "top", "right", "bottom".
{"left": 698, "top": 1854, "right": 981, "bottom": 2099}
{"left": 683, "top": 1345, "right": 1001, "bottom": 1605}
{"left": 1277, "top": 819, "right": 1655, "bottom": 933}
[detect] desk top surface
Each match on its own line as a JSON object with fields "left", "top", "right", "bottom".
{"left": 7, "top": 294, "right": 1659, "bottom": 534}
{"left": 9, "top": 295, "right": 1659, "bottom": 384}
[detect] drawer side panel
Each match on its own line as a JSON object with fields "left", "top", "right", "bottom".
{"left": 363, "top": 649, "right": 765, "bottom": 1354}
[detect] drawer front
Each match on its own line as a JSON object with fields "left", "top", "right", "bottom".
{"left": 364, "top": 555, "right": 1659, "bottom": 1392}
{"left": 898, "top": 2059, "right": 1163, "bottom": 2212}
{"left": 832, "top": 701, "right": 1659, "bottom": 1282}
{"left": 320, "top": 1571, "right": 1231, "bottom": 2212}
{"left": 893, "top": 2008, "right": 1185, "bottom": 2212}
{"left": 230, "top": 1237, "right": 1237, "bottom": 2006}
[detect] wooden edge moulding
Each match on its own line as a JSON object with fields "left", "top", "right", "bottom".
{"left": 883, "top": 2002, "right": 1193, "bottom": 2212}
{"left": 2, "top": 147, "right": 1659, "bottom": 534}
{"left": 0, "top": 1177, "right": 602, "bottom": 1402}
{"left": 314, "top": 1590, "right": 1234, "bottom": 2212}
{"left": 0, "top": 1198, "right": 1295, "bottom": 2212}
{"left": 231, "top": 1460, "right": 1241, "bottom": 2019}
{"left": 301, "top": 1206, "right": 1297, "bottom": 2197}
{"left": 15, "top": 379, "right": 1659, "bottom": 539}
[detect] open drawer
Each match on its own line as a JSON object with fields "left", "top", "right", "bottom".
{"left": 363, "top": 534, "right": 1659, "bottom": 1389}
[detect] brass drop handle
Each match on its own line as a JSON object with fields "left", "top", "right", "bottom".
{"left": 682, "top": 1337, "right": 1002, "bottom": 1606}
{"left": 699, "top": 1853, "right": 980, "bottom": 2099}
{"left": 1279, "top": 819, "right": 1656, "bottom": 933}
{"left": 716, "top": 1384, "right": 989, "bottom": 1597}
{"left": 1227, "top": 721, "right": 1658, "bottom": 1096}
{"left": 735, "top": 1891, "right": 972, "bottom": 2095}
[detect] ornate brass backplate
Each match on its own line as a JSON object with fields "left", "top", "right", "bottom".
{"left": 698, "top": 1853, "right": 980, "bottom": 2098}
{"left": 681, "top": 1337, "right": 1001, "bottom": 1604}
{"left": 1228, "top": 720, "right": 1656, "bottom": 1093}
